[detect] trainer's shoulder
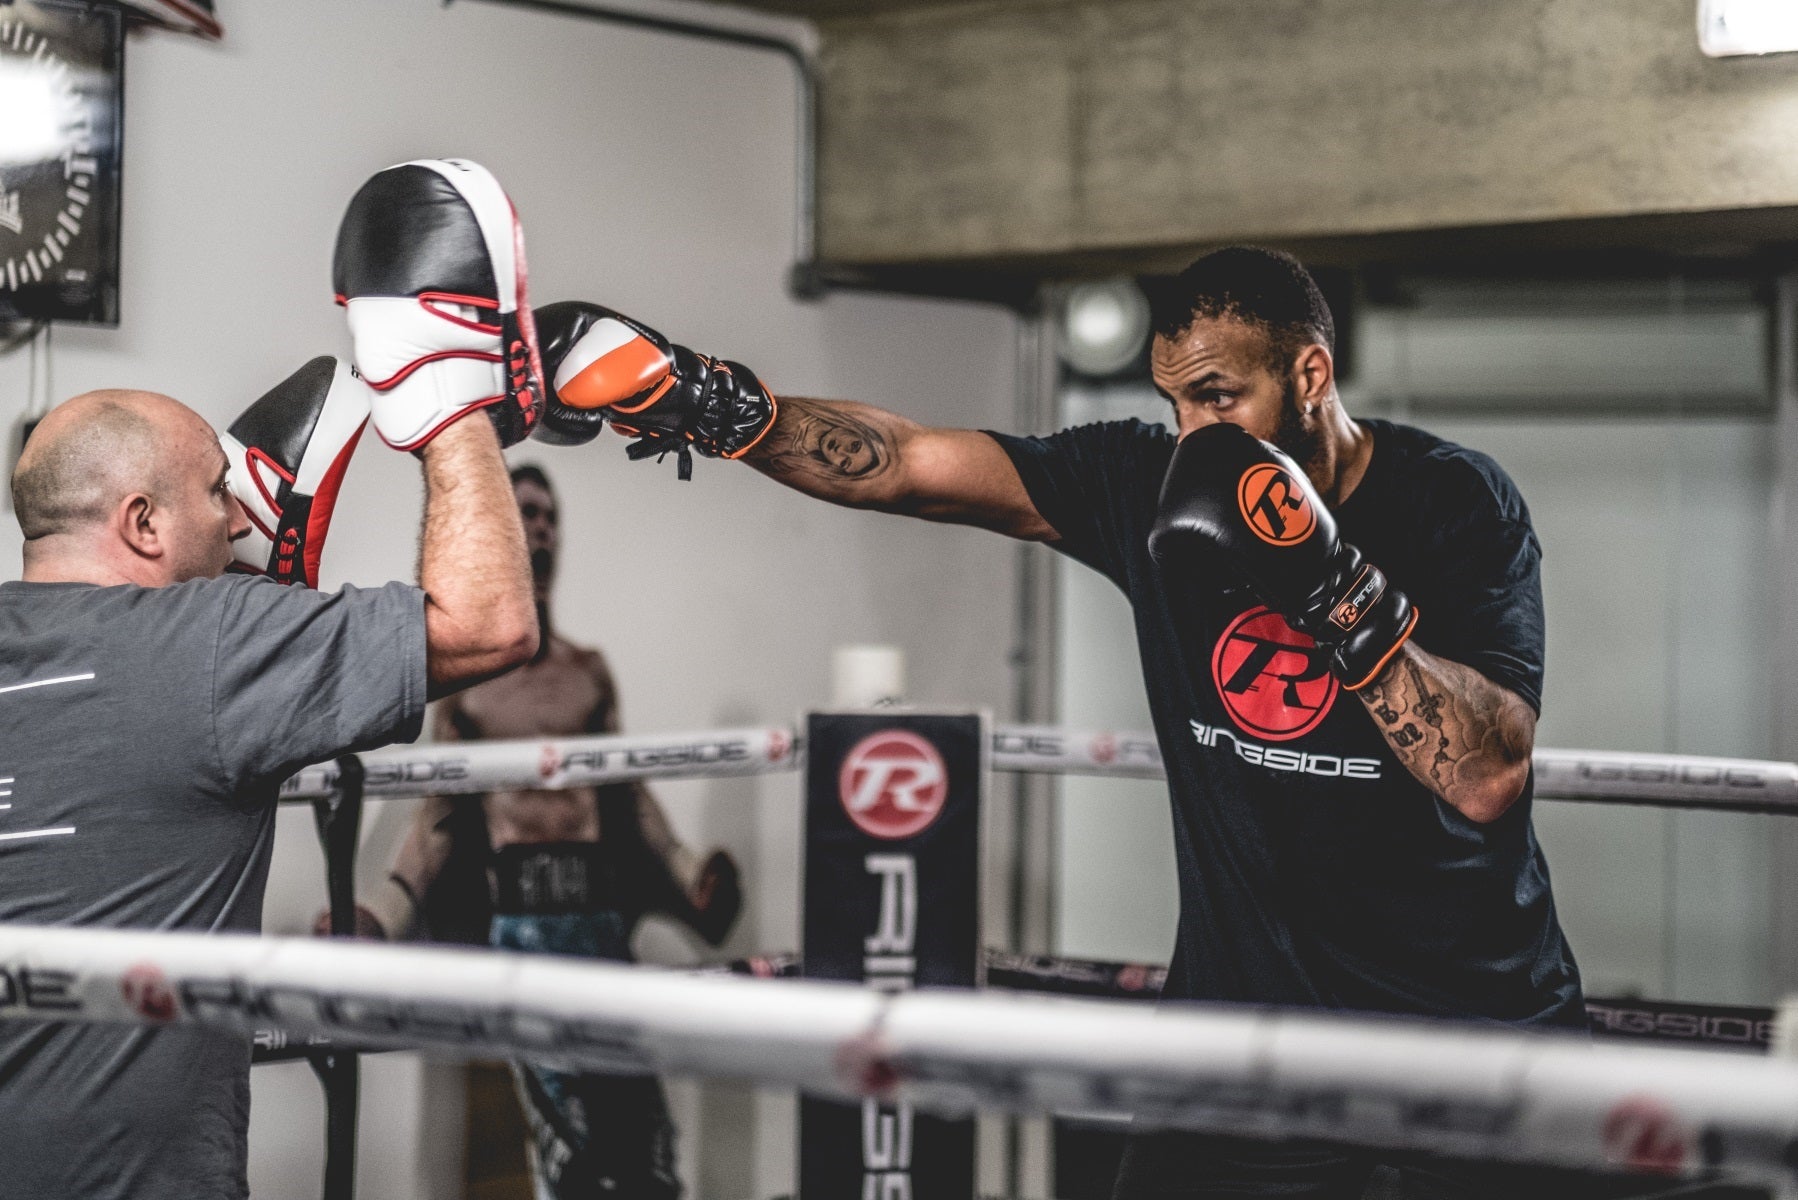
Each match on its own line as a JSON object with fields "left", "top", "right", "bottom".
{"left": 132, "top": 572, "right": 267, "bottom": 621}
{"left": 1371, "top": 419, "right": 1530, "bottom": 527}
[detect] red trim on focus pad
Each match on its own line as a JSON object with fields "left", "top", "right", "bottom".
{"left": 1343, "top": 607, "right": 1420, "bottom": 692}
{"left": 417, "top": 290, "right": 498, "bottom": 311}
{"left": 301, "top": 418, "right": 368, "bottom": 588}
{"left": 245, "top": 444, "right": 294, "bottom": 490}
{"left": 243, "top": 507, "right": 278, "bottom": 543}
{"left": 510, "top": 205, "right": 547, "bottom": 397}
{"left": 382, "top": 397, "right": 503, "bottom": 452}
{"left": 362, "top": 349, "right": 503, "bottom": 392}
{"left": 418, "top": 295, "right": 502, "bottom": 336}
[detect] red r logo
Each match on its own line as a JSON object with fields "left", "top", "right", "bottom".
{"left": 1211, "top": 606, "right": 1338, "bottom": 741}
{"left": 1602, "top": 1096, "right": 1688, "bottom": 1175}
{"left": 839, "top": 730, "right": 948, "bottom": 840}
{"left": 121, "top": 963, "right": 177, "bottom": 1023}
{"left": 768, "top": 729, "right": 793, "bottom": 763}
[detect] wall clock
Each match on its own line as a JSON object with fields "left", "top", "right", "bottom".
{"left": 0, "top": 1, "right": 123, "bottom": 325}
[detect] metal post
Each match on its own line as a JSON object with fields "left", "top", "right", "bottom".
{"left": 309, "top": 754, "right": 366, "bottom": 1200}
{"left": 1004, "top": 302, "right": 1060, "bottom": 1200}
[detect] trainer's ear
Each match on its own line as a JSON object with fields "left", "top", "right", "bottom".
{"left": 115, "top": 491, "right": 165, "bottom": 561}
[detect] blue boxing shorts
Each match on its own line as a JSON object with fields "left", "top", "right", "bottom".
{"left": 489, "top": 843, "right": 682, "bottom": 1200}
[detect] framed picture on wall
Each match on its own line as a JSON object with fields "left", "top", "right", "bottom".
{"left": 0, "top": 0, "right": 124, "bottom": 326}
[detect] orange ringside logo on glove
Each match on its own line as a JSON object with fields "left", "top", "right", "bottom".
{"left": 1237, "top": 463, "right": 1316, "bottom": 546}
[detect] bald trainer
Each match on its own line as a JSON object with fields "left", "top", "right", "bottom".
{"left": 0, "top": 161, "right": 547, "bottom": 1200}
{"left": 0, "top": 385, "right": 532, "bottom": 1199}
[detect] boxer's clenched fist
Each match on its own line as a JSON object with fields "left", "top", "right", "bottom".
{"left": 1149, "top": 422, "right": 1417, "bottom": 690}
{"left": 532, "top": 300, "right": 777, "bottom": 479}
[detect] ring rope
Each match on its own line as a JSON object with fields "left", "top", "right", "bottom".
{"left": 1, "top": 923, "right": 1793, "bottom": 1185}
{"left": 273, "top": 723, "right": 1798, "bottom": 814}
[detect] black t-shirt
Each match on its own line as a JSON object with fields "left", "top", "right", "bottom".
{"left": 989, "top": 417, "right": 1582, "bottom": 1027}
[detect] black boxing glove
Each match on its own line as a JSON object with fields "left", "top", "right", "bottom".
{"left": 683, "top": 850, "right": 742, "bottom": 948}
{"left": 1148, "top": 423, "right": 1418, "bottom": 689}
{"left": 531, "top": 300, "right": 777, "bottom": 479}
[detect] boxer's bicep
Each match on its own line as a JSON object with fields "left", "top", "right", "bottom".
{"left": 745, "top": 395, "right": 1055, "bottom": 541}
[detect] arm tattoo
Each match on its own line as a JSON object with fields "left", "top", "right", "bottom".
{"left": 747, "top": 397, "right": 893, "bottom": 490}
{"left": 1359, "top": 646, "right": 1535, "bottom": 817}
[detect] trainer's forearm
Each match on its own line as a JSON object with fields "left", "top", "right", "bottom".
{"left": 743, "top": 396, "right": 916, "bottom": 509}
{"left": 1357, "top": 643, "right": 1535, "bottom": 823}
{"left": 418, "top": 419, "right": 537, "bottom": 694}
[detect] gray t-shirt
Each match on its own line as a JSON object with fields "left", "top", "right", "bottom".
{"left": 0, "top": 574, "right": 428, "bottom": 1200}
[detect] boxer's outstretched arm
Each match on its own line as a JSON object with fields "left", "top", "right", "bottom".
{"left": 743, "top": 396, "right": 1057, "bottom": 542}
{"left": 417, "top": 419, "right": 539, "bottom": 697}
{"left": 1357, "top": 643, "right": 1536, "bottom": 824}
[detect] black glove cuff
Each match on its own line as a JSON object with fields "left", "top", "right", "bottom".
{"left": 1332, "top": 586, "right": 1418, "bottom": 690}
{"left": 695, "top": 359, "right": 777, "bottom": 460}
{"left": 1292, "top": 549, "right": 1418, "bottom": 689}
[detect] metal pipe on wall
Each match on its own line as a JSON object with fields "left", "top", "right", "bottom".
{"left": 446, "top": 0, "right": 823, "bottom": 296}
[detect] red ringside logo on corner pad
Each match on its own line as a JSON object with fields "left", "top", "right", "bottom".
{"left": 1601, "top": 1095, "right": 1689, "bottom": 1175}
{"left": 839, "top": 730, "right": 948, "bottom": 840}
{"left": 1211, "top": 606, "right": 1338, "bottom": 741}
{"left": 120, "top": 962, "right": 178, "bottom": 1023}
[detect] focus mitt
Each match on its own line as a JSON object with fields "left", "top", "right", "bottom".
{"left": 221, "top": 356, "right": 370, "bottom": 588}
{"left": 334, "top": 158, "right": 545, "bottom": 451}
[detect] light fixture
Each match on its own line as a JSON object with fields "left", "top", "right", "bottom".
{"left": 1057, "top": 278, "right": 1150, "bottom": 378}
{"left": 1698, "top": 0, "right": 1798, "bottom": 58}
{"left": 0, "top": 68, "right": 67, "bottom": 167}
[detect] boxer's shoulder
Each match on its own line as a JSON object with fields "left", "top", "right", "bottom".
{"left": 1361, "top": 418, "right": 1529, "bottom": 526}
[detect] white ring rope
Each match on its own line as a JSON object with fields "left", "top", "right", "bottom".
{"left": 275, "top": 722, "right": 1798, "bottom": 814}
{"left": 1, "top": 923, "right": 1794, "bottom": 1184}
{"left": 279, "top": 727, "right": 798, "bottom": 800}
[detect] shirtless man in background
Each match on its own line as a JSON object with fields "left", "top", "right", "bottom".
{"left": 354, "top": 464, "right": 741, "bottom": 1200}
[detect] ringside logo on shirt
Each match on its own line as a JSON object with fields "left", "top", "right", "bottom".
{"left": 838, "top": 730, "right": 949, "bottom": 840}
{"left": 1190, "top": 718, "right": 1383, "bottom": 780}
{"left": 1211, "top": 606, "right": 1339, "bottom": 741}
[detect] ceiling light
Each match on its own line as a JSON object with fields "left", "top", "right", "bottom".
{"left": 0, "top": 70, "right": 66, "bottom": 166}
{"left": 1058, "top": 278, "right": 1150, "bottom": 378}
{"left": 1699, "top": 0, "right": 1798, "bottom": 57}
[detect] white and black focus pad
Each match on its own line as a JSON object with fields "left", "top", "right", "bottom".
{"left": 222, "top": 356, "right": 372, "bottom": 588}
{"left": 332, "top": 158, "right": 545, "bottom": 451}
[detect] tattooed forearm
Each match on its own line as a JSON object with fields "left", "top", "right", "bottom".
{"left": 1357, "top": 644, "right": 1536, "bottom": 822}
{"left": 744, "top": 396, "right": 901, "bottom": 502}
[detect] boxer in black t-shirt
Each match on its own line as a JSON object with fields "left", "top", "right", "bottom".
{"left": 538, "top": 248, "right": 1591, "bottom": 1197}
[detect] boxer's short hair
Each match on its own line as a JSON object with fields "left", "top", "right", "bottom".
{"left": 1147, "top": 246, "right": 1334, "bottom": 371}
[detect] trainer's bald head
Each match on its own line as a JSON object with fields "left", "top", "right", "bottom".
{"left": 11, "top": 389, "right": 208, "bottom": 541}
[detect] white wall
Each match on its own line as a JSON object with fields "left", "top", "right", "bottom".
{"left": 1052, "top": 384, "right": 1178, "bottom": 962}
{"left": 0, "top": 2, "right": 1021, "bottom": 1197}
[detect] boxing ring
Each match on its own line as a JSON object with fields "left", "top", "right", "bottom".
{"left": 6, "top": 723, "right": 1798, "bottom": 1198}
